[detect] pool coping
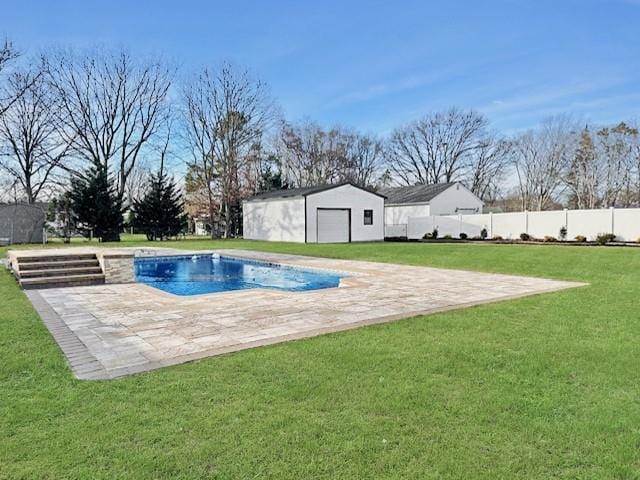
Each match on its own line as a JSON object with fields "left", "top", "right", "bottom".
{"left": 26, "top": 282, "right": 588, "bottom": 381}
{"left": 21, "top": 248, "right": 588, "bottom": 380}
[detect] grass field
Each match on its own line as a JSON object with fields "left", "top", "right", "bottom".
{"left": 1, "top": 238, "right": 639, "bottom": 479}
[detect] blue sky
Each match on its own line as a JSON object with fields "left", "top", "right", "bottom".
{"left": 3, "top": 0, "right": 639, "bottom": 134}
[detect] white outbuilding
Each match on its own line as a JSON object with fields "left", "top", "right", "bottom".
{"left": 243, "top": 183, "right": 386, "bottom": 243}
{"left": 380, "top": 182, "right": 483, "bottom": 227}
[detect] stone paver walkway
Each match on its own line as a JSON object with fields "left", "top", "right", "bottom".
{"left": 27, "top": 249, "right": 586, "bottom": 380}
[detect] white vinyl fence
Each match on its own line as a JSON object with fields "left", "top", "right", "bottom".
{"left": 405, "top": 207, "right": 640, "bottom": 241}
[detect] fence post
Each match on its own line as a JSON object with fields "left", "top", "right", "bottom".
{"left": 458, "top": 214, "right": 462, "bottom": 237}
{"left": 489, "top": 212, "right": 493, "bottom": 238}
{"left": 524, "top": 210, "right": 529, "bottom": 235}
{"left": 611, "top": 206, "right": 615, "bottom": 235}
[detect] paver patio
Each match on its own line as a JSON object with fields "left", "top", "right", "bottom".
{"left": 25, "top": 249, "right": 586, "bottom": 380}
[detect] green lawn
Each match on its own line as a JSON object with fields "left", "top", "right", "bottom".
{"left": 1, "top": 239, "right": 639, "bottom": 479}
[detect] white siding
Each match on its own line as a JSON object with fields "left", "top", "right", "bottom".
{"left": 306, "top": 184, "right": 384, "bottom": 242}
{"left": 385, "top": 204, "right": 430, "bottom": 225}
{"left": 428, "top": 183, "right": 484, "bottom": 215}
{"left": 242, "top": 197, "right": 306, "bottom": 243}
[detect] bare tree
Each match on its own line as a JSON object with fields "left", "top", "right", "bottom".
{"left": 277, "top": 121, "right": 344, "bottom": 187}
{"left": 0, "top": 173, "right": 17, "bottom": 202}
{"left": 564, "top": 126, "right": 600, "bottom": 209}
{"left": 0, "top": 67, "right": 68, "bottom": 203}
{"left": 45, "top": 48, "right": 172, "bottom": 204}
{"left": 342, "top": 133, "right": 383, "bottom": 187}
{"left": 596, "top": 122, "right": 639, "bottom": 207}
{"left": 466, "top": 135, "right": 511, "bottom": 202}
{"left": 512, "top": 116, "right": 576, "bottom": 211}
{"left": 0, "top": 39, "right": 31, "bottom": 116}
{"left": 182, "top": 63, "right": 275, "bottom": 238}
{"left": 277, "top": 121, "right": 382, "bottom": 188}
{"left": 386, "top": 108, "right": 488, "bottom": 186}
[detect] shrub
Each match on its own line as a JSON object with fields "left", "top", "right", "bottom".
{"left": 459, "top": 232, "right": 468, "bottom": 240}
{"left": 431, "top": 228, "right": 439, "bottom": 239}
{"left": 559, "top": 225, "right": 568, "bottom": 241}
{"left": 443, "top": 234, "right": 453, "bottom": 240}
{"left": 575, "top": 235, "right": 587, "bottom": 243}
{"left": 543, "top": 235, "right": 557, "bottom": 242}
{"left": 596, "top": 233, "right": 616, "bottom": 245}
{"left": 492, "top": 235, "right": 503, "bottom": 241}
{"left": 480, "top": 228, "right": 488, "bottom": 240}
{"left": 520, "top": 232, "right": 531, "bottom": 241}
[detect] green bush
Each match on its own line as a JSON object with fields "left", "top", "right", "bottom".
{"left": 422, "top": 231, "right": 438, "bottom": 240}
{"left": 492, "top": 235, "right": 504, "bottom": 241}
{"left": 575, "top": 235, "right": 587, "bottom": 243}
{"left": 480, "top": 228, "right": 488, "bottom": 240}
{"left": 443, "top": 234, "right": 453, "bottom": 240}
{"left": 543, "top": 235, "right": 557, "bottom": 242}
{"left": 459, "top": 232, "right": 468, "bottom": 240}
{"left": 596, "top": 233, "right": 616, "bottom": 245}
{"left": 559, "top": 226, "right": 568, "bottom": 241}
{"left": 520, "top": 233, "right": 531, "bottom": 241}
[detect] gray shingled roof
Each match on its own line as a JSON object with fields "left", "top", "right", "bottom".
{"left": 379, "top": 183, "right": 456, "bottom": 205}
{"left": 246, "top": 182, "right": 386, "bottom": 202}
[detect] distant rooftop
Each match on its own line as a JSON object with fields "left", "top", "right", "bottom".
{"left": 379, "top": 182, "right": 456, "bottom": 205}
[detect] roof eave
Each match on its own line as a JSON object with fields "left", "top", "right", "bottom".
{"left": 384, "top": 201, "right": 431, "bottom": 207}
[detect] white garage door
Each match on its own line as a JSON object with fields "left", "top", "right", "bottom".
{"left": 317, "top": 209, "right": 350, "bottom": 243}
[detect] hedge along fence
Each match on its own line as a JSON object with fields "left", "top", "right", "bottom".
{"left": 406, "top": 207, "right": 640, "bottom": 241}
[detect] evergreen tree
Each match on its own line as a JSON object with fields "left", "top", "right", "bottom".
{"left": 69, "top": 164, "right": 124, "bottom": 242}
{"left": 132, "top": 170, "right": 187, "bottom": 241}
{"left": 47, "top": 192, "right": 76, "bottom": 243}
{"left": 258, "top": 157, "right": 288, "bottom": 192}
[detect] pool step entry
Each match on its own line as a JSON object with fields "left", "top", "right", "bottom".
{"left": 14, "top": 253, "right": 105, "bottom": 289}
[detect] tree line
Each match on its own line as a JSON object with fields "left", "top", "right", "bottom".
{"left": 0, "top": 39, "right": 638, "bottom": 240}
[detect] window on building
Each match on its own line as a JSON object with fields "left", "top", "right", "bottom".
{"left": 364, "top": 209, "right": 373, "bottom": 225}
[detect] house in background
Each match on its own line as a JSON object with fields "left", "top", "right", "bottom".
{"left": 243, "top": 183, "right": 385, "bottom": 243}
{"left": 380, "top": 182, "right": 483, "bottom": 228}
{"left": 242, "top": 182, "right": 483, "bottom": 244}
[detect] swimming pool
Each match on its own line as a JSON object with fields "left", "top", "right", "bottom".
{"left": 135, "top": 254, "right": 344, "bottom": 296}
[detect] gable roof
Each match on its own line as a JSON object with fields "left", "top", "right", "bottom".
{"left": 379, "top": 182, "right": 457, "bottom": 205}
{"left": 245, "top": 182, "right": 386, "bottom": 202}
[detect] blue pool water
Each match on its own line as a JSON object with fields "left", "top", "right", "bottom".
{"left": 135, "top": 254, "right": 344, "bottom": 296}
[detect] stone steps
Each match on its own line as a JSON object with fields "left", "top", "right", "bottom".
{"left": 14, "top": 253, "right": 105, "bottom": 289}
{"left": 19, "top": 266, "right": 104, "bottom": 279}
{"left": 16, "top": 253, "right": 98, "bottom": 263}
{"left": 18, "top": 259, "right": 102, "bottom": 270}
{"left": 20, "top": 273, "right": 106, "bottom": 289}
